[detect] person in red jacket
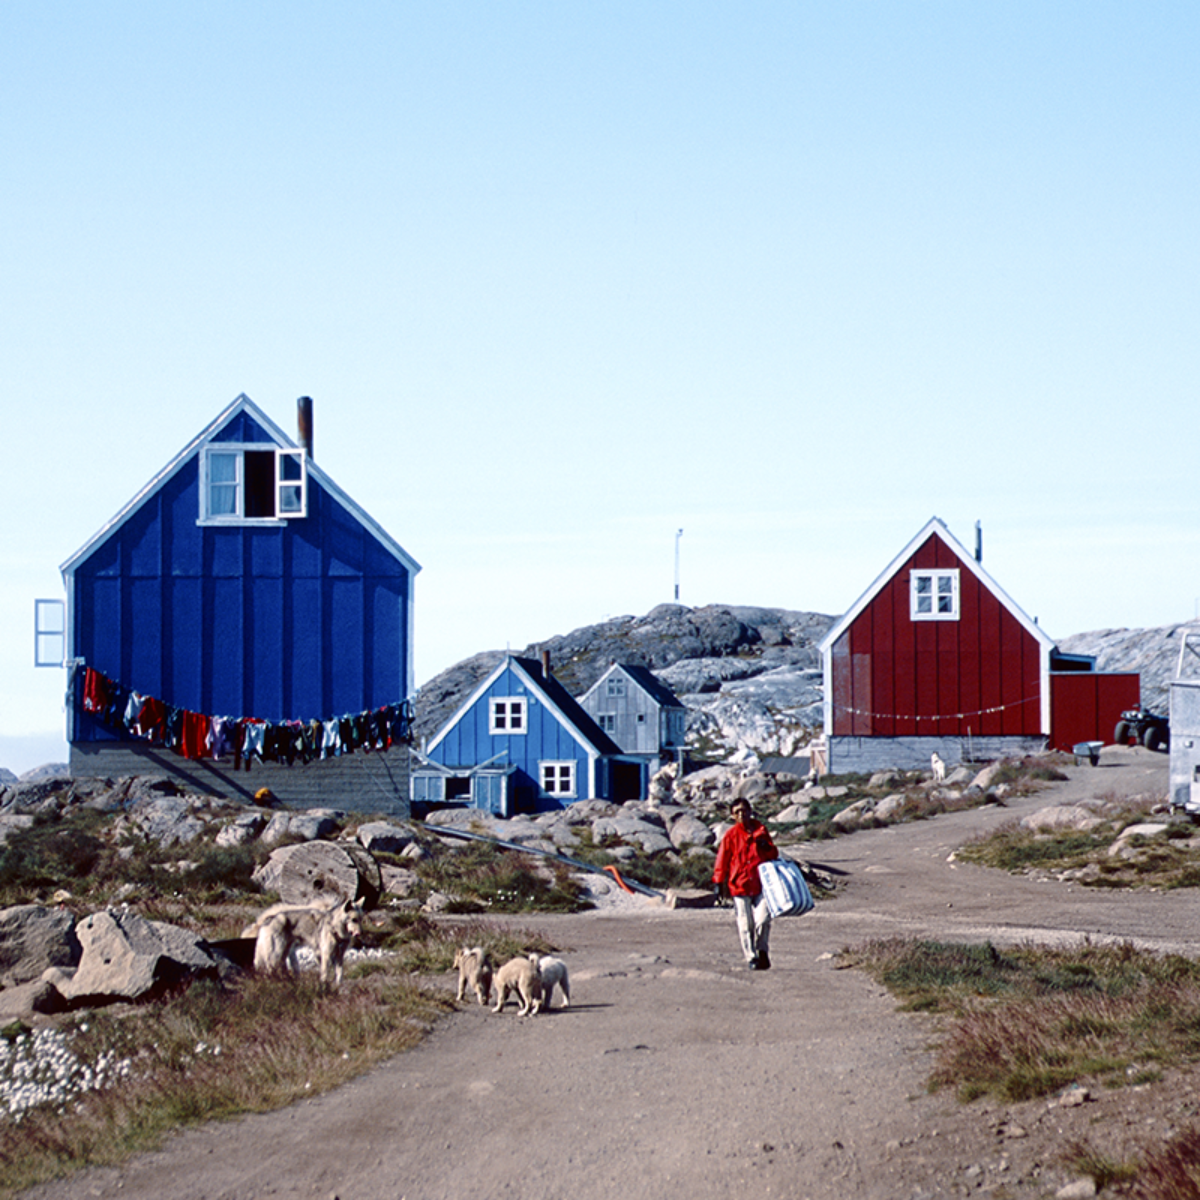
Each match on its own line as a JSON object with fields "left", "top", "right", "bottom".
{"left": 712, "top": 798, "right": 779, "bottom": 970}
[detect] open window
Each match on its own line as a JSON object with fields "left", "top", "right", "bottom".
{"left": 34, "top": 599, "right": 65, "bottom": 667}
{"left": 199, "top": 445, "right": 307, "bottom": 523}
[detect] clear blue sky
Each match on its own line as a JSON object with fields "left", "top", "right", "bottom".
{"left": 3, "top": 2, "right": 1198, "bottom": 774}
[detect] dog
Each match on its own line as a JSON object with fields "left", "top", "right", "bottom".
{"left": 930, "top": 751, "right": 946, "bottom": 783}
{"left": 453, "top": 946, "right": 494, "bottom": 1006}
{"left": 242, "top": 897, "right": 364, "bottom": 987}
{"left": 532, "top": 954, "right": 570, "bottom": 1009}
{"left": 491, "top": 955, "right": 543, "bottom": 1015}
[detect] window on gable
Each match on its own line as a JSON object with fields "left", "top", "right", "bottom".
{"left": 606, "top": 679, "right": 625, "bottom": 697}
{"left": 597, "top": 713, "right": 616, "bottom": 733}
{"left": 489, "top": 697, "right": 526, "bottom": 734}
{"left": 910, "top": 569, "right": 960, "bottom": 621}
{"left": 540, "top": 761, "right": 576, "bottom": 797}
{"left": 200, "top": 445, "right": 307, "bottom": 523}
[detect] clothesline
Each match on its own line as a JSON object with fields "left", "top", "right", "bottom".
{"left": 841, "top": 692, "right": 1041, "bottom": 723}
{"left": 76, "top": 665, "right": 412, "bottom": 769}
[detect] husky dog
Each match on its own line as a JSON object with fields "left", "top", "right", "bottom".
{"left": 491, "top": 955, "right": 543, "bottom": 1015}
{"left": 930, "top": 751, "right": 946, "bottom": 783}
{"left": 243, "top": 897, "right": 364, "bottom": 987}
{"left": 453, "top": 946, "right": 494, "bottom": 1006}
{"left": 532, "top": 954, "right": 570, "bottom": 1009}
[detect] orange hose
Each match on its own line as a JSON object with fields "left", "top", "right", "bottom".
{"left": 602, "top": 864, "right": 636, "bottom": 894}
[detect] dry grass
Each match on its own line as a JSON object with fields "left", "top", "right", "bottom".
{"left": 0, "top": 913, "right": 557, "bottom": 1198}
{"left": 955, "top": 794, "right": 1200, "bottom": 890}
{"left": 845, "top": 938, "right": 1200, "bottom": 1103}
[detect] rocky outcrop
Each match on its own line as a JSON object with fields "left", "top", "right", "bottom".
{"left": 0, "top": 905, "right": 80, "bottom": 987}
{"left": 53, "top": 909, "right": 219, "bottom": 1004}
{"left": 412, "top": 604, "right": 836, "bottom": 757}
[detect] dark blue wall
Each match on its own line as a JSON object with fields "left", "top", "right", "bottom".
{"left": 71, "top": 416, "right": 411, "bottom": 741}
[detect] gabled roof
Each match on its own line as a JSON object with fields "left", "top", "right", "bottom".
{"left": 580, "top": 661, "right": 686, "bottom": 710}
{"left": 818, "top": 517, "right": 1055, "bottom": 655}
{"left": 426, "top": 654, "right": 622, "bottom": 758}
{"left": 61, "top": 394, "right": 421, "bottom": 577}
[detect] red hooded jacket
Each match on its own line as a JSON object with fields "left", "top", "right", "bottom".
{"left": 712, "top": 818, "right": 778, "bottom": 898}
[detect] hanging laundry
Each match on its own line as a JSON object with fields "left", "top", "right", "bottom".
{"left": 82, "top": 668, "right": 109, "bottom": 714}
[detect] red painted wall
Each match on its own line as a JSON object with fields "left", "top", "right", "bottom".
{"left": 831, "top": 533, "right": 1043, "bottom": 738}
{"left": 1048, "top": 673, "right": 1140, "bottom": 751}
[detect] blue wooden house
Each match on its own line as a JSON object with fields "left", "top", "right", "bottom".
{"left": 60, "top": 395, "right": 420, "bottom": 813}
{"left": 412, "top": 655, "right": 646, "bottom": 815}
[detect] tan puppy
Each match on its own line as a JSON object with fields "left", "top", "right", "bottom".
{"left": 491, "top": 955, "right": 543, "bottom": 1015}
{"left": 453, "top": 946, "right": 494, "bottom": 1006}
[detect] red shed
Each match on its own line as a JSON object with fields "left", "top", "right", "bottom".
{"left": 818, "top": 518, "right": 1137, "bottom": 773}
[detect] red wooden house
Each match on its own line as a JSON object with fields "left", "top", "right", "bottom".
{"left": 818, "top": 518, "right": 1138, "bottom": 773}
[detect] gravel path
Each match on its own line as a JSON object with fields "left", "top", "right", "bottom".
{"left": 20, "top": 745, "right": 1183, "bottom": 1200}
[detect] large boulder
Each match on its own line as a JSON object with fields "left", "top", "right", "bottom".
{"left": 57, "top": 909, "right": 218, "bottom": 1003}
{"left": 356, "top": 821, "right": 418, "bottom": 855}
{"left": 1020, "top": 806, "right": 1106, "bottom": 834}
{"left": 0, "top": 905, "right": 80, "bottom": 987}
{"left": 252, "top": 840, "right": 380, "bottom": 907}
{"left": 666, "top": 813, "right": 715, "bottom": 850}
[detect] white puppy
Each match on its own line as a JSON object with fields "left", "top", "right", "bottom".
{"left": 532, "top": 954, "right": 570, "bottom": 1009}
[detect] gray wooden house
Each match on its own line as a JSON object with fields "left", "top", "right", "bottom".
{"left": 577, "top": 662, "right": 687, "bottom": 765}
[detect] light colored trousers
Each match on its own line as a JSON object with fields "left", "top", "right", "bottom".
{"left": 732, "top": 894, "right": 772, "bottom": 963}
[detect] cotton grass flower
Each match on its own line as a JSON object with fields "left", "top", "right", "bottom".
{"left": 0, "top": 1027, "right": 132, "bottom": 1122}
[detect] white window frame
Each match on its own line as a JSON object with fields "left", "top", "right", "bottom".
{"left": 34, "top": 599, "right": 65, "bottom": 667}
{"left": 540, "top": 760, "right": 576, "bottom": 797}
{"left": 910, "top": 569, "right": 960, "bottom": 621}
{"left": 489, "top": 697, "right": 527, "bottom": 735}
{"left": 597, "top": 713, "right": 617, "bottom": 734}
{"left": 606, "top": 678, "right": 625, "bottom": 697}
{"left": 198, "top": 444, "right": 307, "bottom": 524}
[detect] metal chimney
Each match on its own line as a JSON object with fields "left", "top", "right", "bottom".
{"left": 975, "top": 520, "right": 983, "bottom": 563}
{"left": 297, "top": 396, "right": 314, "bottom": 459}
{"left": 541, "top": 649, "right": 551, "bottom": 679}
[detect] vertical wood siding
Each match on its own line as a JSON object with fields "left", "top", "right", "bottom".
{"left": 429, "top": 663, "right": 597, "bottom": 804}
{"left": 831, "top": 533, "right": 1043, "bottom": 739}
{"left": 1048, "top": 673, "right": 1141, "bottom": 751}
{"left": 71, "top": 416, "right": 411, "bottom": 741}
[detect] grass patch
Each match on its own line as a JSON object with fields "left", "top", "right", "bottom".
{"left": 1130, "top": 1124, "right": 1200, "bottom": 1199}
{"left": 0, "top": 969, "right": 452, "bottom": 1197}
{"left": 0, "top": 810, "right": 267, "bottom": 909}
{"left": 956, "top": 798, "right": 1200, "bottom": 890}
{"left": 845, "top": 938, "right": 1200, "bottom": 1103}
{"left": 0, "top": 913, "right": 556, "bottom": 1197}
{"left": 415, "top": 840, "right": 589, "bottom": 912}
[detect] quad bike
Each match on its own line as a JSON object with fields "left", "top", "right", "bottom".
{"left": 1113, "top": 708, "right": 1169, "bottom": 752}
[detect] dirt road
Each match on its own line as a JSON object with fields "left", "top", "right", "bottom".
{"left": 23, "top": 746, "right": 1189, "bottom": 1200}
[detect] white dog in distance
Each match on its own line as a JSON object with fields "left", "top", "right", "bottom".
{"left": 242, "top": 897, "right": 364, "bottom": 987}
{"left": 930, "top": 751, "right": 946, "bottom": 783}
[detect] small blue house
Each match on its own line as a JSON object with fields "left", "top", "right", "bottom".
{"left": 413, "top": 655, "right": 646, "bottom": 815}
{"left": 60, "top": 394, "right": 419, "bottom": 813}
